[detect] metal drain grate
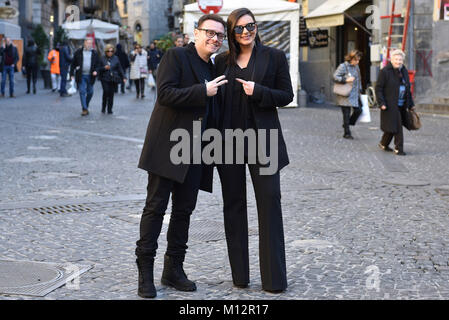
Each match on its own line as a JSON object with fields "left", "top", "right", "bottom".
{"left": 31, "top": 204, "right": 92, "bottom": 215}
{"left": 0, "top": 260, "right": 92, "bottom": 297}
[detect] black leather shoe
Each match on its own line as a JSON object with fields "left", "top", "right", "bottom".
{"left": 233, "top": 282, "right": 249, "bottom": 289}
{"left": 378, "top": 143, "right": 393, "bottom": 152}
{"left": 136, "top": 258, "right": 156, "bottom": 298}
{"left": 161, "top": 255, "right": 196, "bottom": 291}
{"left": 343, "top": 134, "right": 354, "bottom": 139}
{"left": 263, "top": 288, "right": 285, "bottom": 294}
{"left": 394, "top": 149, "right": 406, "bottom": 156}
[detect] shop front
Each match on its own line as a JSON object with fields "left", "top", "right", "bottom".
{"left": 301, "top": 0, "right": 374, "bottom": 104}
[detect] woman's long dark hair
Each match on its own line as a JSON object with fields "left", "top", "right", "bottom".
{"left": 226, "top": 8, "right": 261, "bottom": 66}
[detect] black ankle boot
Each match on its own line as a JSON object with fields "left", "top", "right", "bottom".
{"left": 136, "top": 257, "right": 156, "bottom": 298}
{"left": 161, "top": 255, "right": 196, "bottom": 291}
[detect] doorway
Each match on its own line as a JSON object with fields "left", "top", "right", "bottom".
{"left": 336, "top": 16, "right": 372, "bottom": 90}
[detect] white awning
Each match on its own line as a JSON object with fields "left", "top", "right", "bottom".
{"left": 305, "top": 0, "right": 360, "bottom": 29}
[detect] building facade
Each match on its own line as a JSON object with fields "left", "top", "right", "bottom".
{"left": 301, "top": 0, "right": 449, "bottom": 109}
{"left": 123, "top": 0, "right": 195, "bottom": 46}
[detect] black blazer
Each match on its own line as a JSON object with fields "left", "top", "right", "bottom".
{"left": 138, "top": 43, "right": 213, "bottom": 191}
{"left": 69, "top": 48, "right": 101, "bottom": 85}
{"left": 375, "top": 62, "right": 415, "bottom": 133}
{"left": 214, "top": 44, "right": 293, "bottom": 172}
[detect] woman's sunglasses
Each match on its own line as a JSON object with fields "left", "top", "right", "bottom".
{"left": 234, "top": 22, "right": 256, "bottom": 34}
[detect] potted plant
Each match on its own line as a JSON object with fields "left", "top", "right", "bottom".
{"left": 31, "top": 25, "right": 52, "bottom": 89}
{"left": 155, "top": 32, "right": 176, "bottom": 53}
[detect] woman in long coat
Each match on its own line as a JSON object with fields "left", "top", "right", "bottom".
{"left": 129, "top": 44, "right": 148, "bottom": 99}
{"left": 376, "top": 49, "right": 415, "bottom": 155}
{"left": 99, "top": 44, "right": 126, "bottom": 114}
{"left": 333, "top": 50, "right": 363, "bottom": 139}
{"left": 214, "top": 7, "right": 293, "bottom": 293}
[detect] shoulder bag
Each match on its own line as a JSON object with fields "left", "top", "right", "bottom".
{"left": 333, "top": 63, "right": 353, "bottom": 97}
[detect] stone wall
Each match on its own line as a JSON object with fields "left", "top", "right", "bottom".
{"left": 431, "top": 21, "right": 449, "bottom": 104}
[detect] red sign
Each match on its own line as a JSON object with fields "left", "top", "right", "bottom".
{"left": 198, "top": 0, "right": 223, "bottom": 14}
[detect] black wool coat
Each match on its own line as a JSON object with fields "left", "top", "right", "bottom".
{"left": 214, "top": 44, "right": 293, "bottom": 173}
{"left": 69, "top": 48, "right": 101, "bottom": 85}
{"left": 138, "top": 43, "right": 213, "bottom": 191}
{"left": 375, "top": 62, "right": 415, "bottom": 133}
{"left": 99, "top": 55, "right": 125, "bottom": 83}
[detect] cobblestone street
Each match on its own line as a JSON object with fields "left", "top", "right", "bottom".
{"left": 1, "top": 79, "right": 449, "bottom": 300}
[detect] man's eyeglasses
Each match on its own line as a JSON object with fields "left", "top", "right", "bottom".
{"left": 197, "top": 29, "right": 226, "bottom": 42}
{"left": 234, "top": 23, "right": 256, "bottom": 34}
{"left": 106, "top": 50, "right": 114, "bottom": 53}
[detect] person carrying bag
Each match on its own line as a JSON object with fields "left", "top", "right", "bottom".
{"left": 333, "top": 50, "right": 363, "bottom": 139}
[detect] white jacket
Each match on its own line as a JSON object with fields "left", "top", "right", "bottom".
{"left": 129, "top": 49, "right": 148, "bottom": 79}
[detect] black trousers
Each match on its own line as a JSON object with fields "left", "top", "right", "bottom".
{"left": 217, "top": 163, "right": 287, "bottom": 291}
{"left": 381, "top": 112, "right": 404, "bottom": 152}
{"left": 101, "top": 80, "right": 116, "bottom": 112}
{"left": 135, "top": 164, "right": 202, "bottom": 259}
{"left": 26, "top": 64, "right": 38, "bottom": 92}
{"left": 340, "top": 106, "right": 362, "bottom": 134}
{"left": 134, "top": 78, "right": 145, "bottom": 97}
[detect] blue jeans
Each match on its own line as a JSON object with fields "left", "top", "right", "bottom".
{"left": 79, "top": 74, "right": 94, "bottom": 110}
{"left": 1, "top": 65, "right": 14, "bottom": 95}
{"left": 59, "top": 67, "right": 68, "bottom": 95}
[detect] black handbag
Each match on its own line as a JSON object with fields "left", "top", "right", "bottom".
{"left": 405, "top": 109, "right": 421, "bottom": 130}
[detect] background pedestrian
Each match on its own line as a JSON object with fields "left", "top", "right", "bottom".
{"left": 99, "top": 44, "right": 126, "bottom": 114}
{"left": 1, "top": 38, "right": 19, "bottom": 98}
{"left": 376, "top": 49, "right": 416, "bottom": 155}
{"left": 48, "top": 44, "right": 61, "bottom": 93}
{"left": 59, "top": 41, "right": 73, "bottom": 97}
{"left": 70, "top": 38, "right": 100, "bottom": 116}
{"left": 333, "top": 50, "right": 363, "bottom": 139}
{"left": 129, "top": 43, "right": 148, "bottom": 99}
{"left": 23, "top": 39, "right": 41, "bottom": 94}
{"left": 115, "top": 43, "right": 130, "bottom": 94}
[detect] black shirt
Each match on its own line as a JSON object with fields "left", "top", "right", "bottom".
{"left": 223, "top": 47, "right": 256, "bottom": 131}
{"left": 189, "top": 43, "right": 214, "bottom": 132}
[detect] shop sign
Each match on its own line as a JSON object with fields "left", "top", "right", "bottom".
{"left": 308, "top": 30, "right": 328, "bottom": 49}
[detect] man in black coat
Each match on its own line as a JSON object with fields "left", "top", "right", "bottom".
{"left": 59, "top": 41, "right": 72, "bottom": 97}
{"left": 1, "top": 38, "right": 19, "bottom": 98}
{"left": 70, "top": 38, "right": 101, "bottom": 116}
{"left": 135, "top": 14, "right": 228, "bottom": 299}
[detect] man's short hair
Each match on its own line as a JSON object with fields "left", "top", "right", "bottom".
{"left": 197, "top": 14, "right": 226, "bottom": 30}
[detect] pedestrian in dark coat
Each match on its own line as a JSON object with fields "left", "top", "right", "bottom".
{"left": 115, "top": 43, "right": 129, "bottom": 94}
{"left": 99, "top": 44, "right": 126, "bottom": 114}
{"left": 214, "top": 8, "right": 293, "bottom": 293}
{"left": 147, "top": 42, "right": 162, "bottom": 78}
{"left": 135, "top": 14, "right": 227, "bottom": 299}
{"left": 376, "top": 49, "right": 415, "bottom": 155}
{"left": 59, "top": 41, "right": 72, "bottom": 96}
{"left": 1, "top": 38, "right": 19, "bottom": 98}
{"left": 70, "top": 38, "right": 101, "bottom": 116}
{"left": 23, "top": 40, "right": 41, "bottom": 94}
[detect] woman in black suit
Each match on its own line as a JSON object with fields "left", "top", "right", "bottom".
{"left": 376, "top": 49, "right": 415, "bottom": 155}
{"left": 99, "top": 44, "right": 126, "bottom": 114}
{"left": 214, "top": 7, "right": 293, "bottom": 293}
